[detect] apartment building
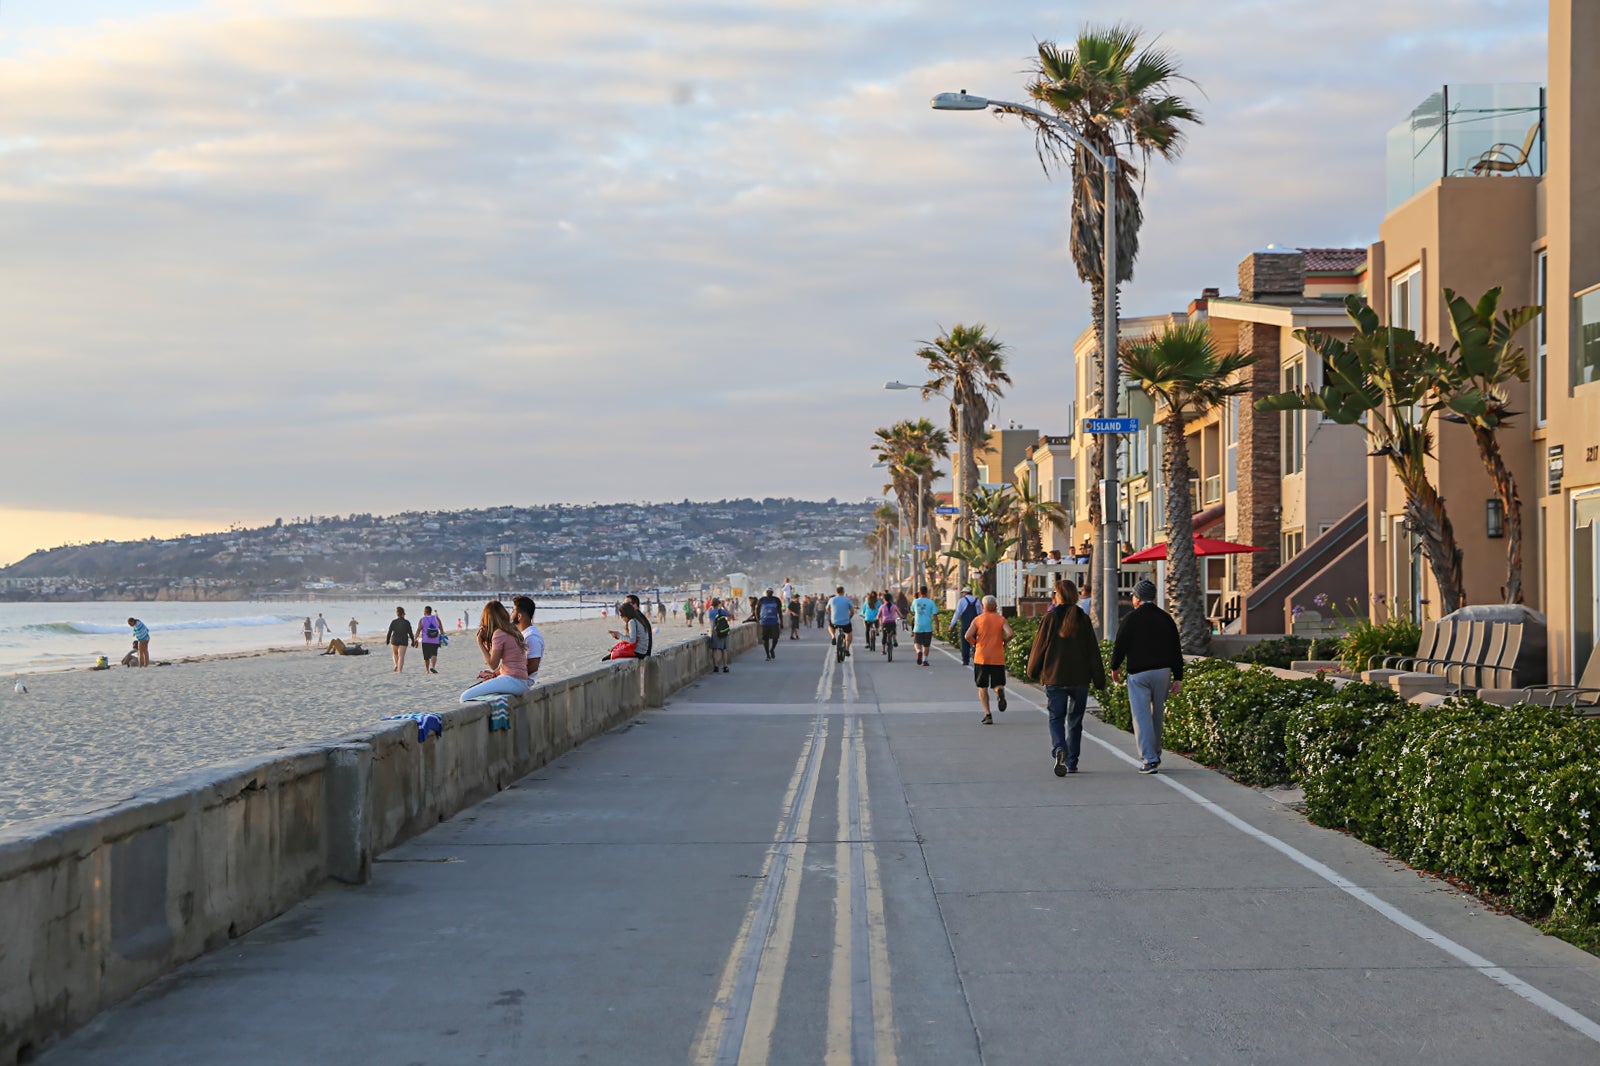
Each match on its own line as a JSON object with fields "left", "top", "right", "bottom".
{"left": 1368, "top": 0, "right": 1599, "bottom": 683}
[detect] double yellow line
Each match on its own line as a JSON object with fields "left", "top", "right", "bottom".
{"left": 694, "top": 647, "right": 896, "bottom": 1065}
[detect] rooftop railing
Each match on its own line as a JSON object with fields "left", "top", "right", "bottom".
{"left": 1386, "top": 83, "right": 1545, "bottom": 212}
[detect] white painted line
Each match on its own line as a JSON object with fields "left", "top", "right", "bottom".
{"left": 961, "top": 646, "right": 1600, "bottom": 1048}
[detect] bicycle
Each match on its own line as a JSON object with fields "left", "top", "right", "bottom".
{"left": 882, "top": 625, "right": 896, "bottom": 662}
{"left": 865, "top": 620, "right": 879, "bottom": 651}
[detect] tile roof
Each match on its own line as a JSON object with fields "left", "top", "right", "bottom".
{"left": 1298, "top": 247, "right": 1368, "bottom": 273}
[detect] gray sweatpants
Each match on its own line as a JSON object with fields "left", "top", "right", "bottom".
{"left": 1127, "top": 668, "right": 1171, "bottom": 766}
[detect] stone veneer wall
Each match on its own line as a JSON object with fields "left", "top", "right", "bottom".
{"left": 1236, "top": 320, "right": 1284, "bottom": 606}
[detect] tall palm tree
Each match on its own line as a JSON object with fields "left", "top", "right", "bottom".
{"left": 1440, "top": 287, "right": 1542, "bottom": 604}
{"left": 915, "top": 324, "right": 1012, "bottom": 498}
{"left": 871, "top": 419, "right": 950, "bottom": 591}
{"left": 873, "top": 503, "right": 900, "bottom": 587}
{"left": 1010, "top": 26, "right": 1201, "bottom": 571}
{"left": 1121, "top": 321, "right": 1254, "bottom": 654}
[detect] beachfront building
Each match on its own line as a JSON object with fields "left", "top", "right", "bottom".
{"left": 1011, "top": 435, "right": 1076, "bottom": 557}
{"left": 1366, "top": 0, "right": 1599, "bottom": 684}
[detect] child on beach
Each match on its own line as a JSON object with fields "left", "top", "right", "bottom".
{"left": 460, "top": 601, "right": 531, "bottom": 701}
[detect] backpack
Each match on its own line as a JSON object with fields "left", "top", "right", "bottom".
{"left": 712, "top": 613, "right": 731, "bottom": 638}
{"left": 420, "top": 617, "right": 439, "bottom": 639}
{"left": 759, "top": 599, "right": 780, "bottom": 625}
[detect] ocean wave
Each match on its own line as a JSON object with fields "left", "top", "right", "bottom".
{"left": 21, "top": 615, "right": 297, "bottom": 636}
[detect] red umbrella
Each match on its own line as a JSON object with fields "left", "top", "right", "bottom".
{"left": 1121, "top": 533, "right": 1264, "bottom": 563}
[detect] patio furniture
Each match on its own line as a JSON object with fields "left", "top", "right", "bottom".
{"left": 1479, "top": 639, "right": 1600, "bottom": 712}
{"left": 1469, "top": 121, "right": 1541, "bottom": 176}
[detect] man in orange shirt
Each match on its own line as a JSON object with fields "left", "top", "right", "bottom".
{"left": 963, "top": 594, "right": 1014, "bottom": 725}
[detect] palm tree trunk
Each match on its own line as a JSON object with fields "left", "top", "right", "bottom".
{"left": 1472, "top": 425, "right": 1524, "bottom": 604}
{"left": 1161, "top": 411, "right": 1210, "bottom": 654}
{"left": 1395, "top": 458, "right": 1466, "bottom": 615}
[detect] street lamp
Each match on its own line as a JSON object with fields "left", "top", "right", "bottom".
{"left": 885, "top": 380, "right": 967, "bottom": 593}
{"left": 930, "top": 89, "right": 1122, "bottom": 640}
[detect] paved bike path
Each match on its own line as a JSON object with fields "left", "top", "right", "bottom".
{"left": 37, "top": 625, "right": 1600, "bottom": 1064}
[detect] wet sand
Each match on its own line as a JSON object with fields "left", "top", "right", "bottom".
{"left": 0, "top": 616, "right": 712, "bottom": 830}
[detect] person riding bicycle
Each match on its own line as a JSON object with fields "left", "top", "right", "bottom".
{"left": 877, "top": 596, "right": 900, "bottom": 656}
{"left": 827, "top": 585, "right": 856, "bottom": 657}
{"left": 861, "top": 591, "right": 882, "bottom": 649}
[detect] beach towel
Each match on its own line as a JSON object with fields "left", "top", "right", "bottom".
{"left": 382, "top": 712, "right": 444, "bottom": 743}
{"left": 488, "top": 696, "right": 511, "bottom": 732}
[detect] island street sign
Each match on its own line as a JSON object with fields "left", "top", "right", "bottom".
{"left": 1083, "top": 417, "right": 1140, "bottom": 434}
{"left": 934, "top": 506, "right": 960, "bottom": 516}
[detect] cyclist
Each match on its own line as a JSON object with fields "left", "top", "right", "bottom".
{"left": 861, "top": 590, "right": 882, "bottom": 650}
{"left": 827, "top": 585, "right": 856, "bottom": 658}
{"left": 878, "top": 595, "right": 900, "bottom": 658}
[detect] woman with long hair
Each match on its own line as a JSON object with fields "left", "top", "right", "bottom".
{"left": 1026, "top": 579, "right": 1106, "bottom": 776}
{"left": 459, "top": 600, "right": 530, "bottom": 701}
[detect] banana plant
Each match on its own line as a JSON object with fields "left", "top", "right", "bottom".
{"left": 943, "top": 531, "right": 1018, "bottom": 598}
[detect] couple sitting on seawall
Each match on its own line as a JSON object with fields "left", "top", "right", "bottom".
{"left": 459, "top": 596, "right": 545, "bottom": 702}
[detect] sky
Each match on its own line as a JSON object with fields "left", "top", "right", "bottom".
{"left": 0, "top": 0, "right": 1550, "bottom": 565}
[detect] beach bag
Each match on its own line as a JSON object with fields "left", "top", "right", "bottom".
{"left": 712, "top": 613, "right": 731, "bottom": 638}
{"left": 609, "top": 641, "right": 638, "bottom": 660}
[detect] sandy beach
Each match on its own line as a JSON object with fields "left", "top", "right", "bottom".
{"left": 0, "top": 616, "right": 715, "bottom": 830}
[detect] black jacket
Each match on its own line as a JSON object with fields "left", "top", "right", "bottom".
{"left": 1027, "top": 605, "right": 1106, "bottom": 688}
{"left": 1110, "top": 603, "right": 1184, "bottom": 679}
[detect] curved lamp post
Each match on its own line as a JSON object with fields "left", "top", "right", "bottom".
{"left": 930, "top": 90, "right": 1122, "bottom": 639}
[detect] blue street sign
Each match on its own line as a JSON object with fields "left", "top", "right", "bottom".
{"left": 1083, "top": 417, "right": 1140, "bottom": 434}
{"left": 914, "top": 544, "right": 929, "bottom": 551}
{"left": 934, "top": 506, "right": 959, "bottom": 516}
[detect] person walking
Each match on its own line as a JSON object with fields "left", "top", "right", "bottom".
{"left": 313, "top": 613, "right": 332, "bottom": 646}
{"left": 951, "top": 589, "right": 982, "bottom": 666}
{"left": 127, "top": 617, "right": 151, "bottom": 667}
{"left": 685, "top": 597, "right": 697, "bottom": 627}
{"left": 707, "top": 597, "right": 733, "bottom": 673}
{"left": 1027, "top": 579, "right": 1106, "bottom": 776}
{"left": 386, "top": 606, "right": 414, "bottom": 673}
{"left": 302, "top": 617, "right": 314, "bottom": 647}
{"left": 1110, "top": 579, "right": 1185, "bottom": 774}
{"left": 963, "top": 595, "right": 1013, "bottom": 724}
{"left": 348, "top": 616, "right": 360, "bottom": 639}
{"left": 787, "top": 590, "right": 802, "bottom": 639}
{"left": 757, "top": 587, "right": 784, "bottom": 660}
{"left": 910, "top": 586, "right": 938, "bottom": 667}
{"left": 415, "top": 606, "right": 445, "bottom": 674}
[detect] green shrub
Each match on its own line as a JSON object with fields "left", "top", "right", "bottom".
{"left": 1003, "top": 615, "right": 1043, "bottom": 681}
{"left": 1230, "top": 635, "right": 1343, "bottom": 669}
{"left": 1091, "top": 641, "right": 1130, "bottom": 730}
{"left": 1168, "top": 661, "right": 1332, "bottom": 786}
{"left": 934, "top": 609, "right": 955, "bottom": 644}
{"left": 1284, "top": 682, "right": 1406, "bottom": 831}
{"left": 1339, "top": 615, "right": 1422, "bottom": 673}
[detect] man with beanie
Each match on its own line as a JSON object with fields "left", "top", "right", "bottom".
{"left": 1110, "top": 579, "right": 1185, "bottom": 774}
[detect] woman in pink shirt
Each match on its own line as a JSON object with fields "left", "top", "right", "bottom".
{"left": 459, "top": 600, "right": 531, "bottom": 701}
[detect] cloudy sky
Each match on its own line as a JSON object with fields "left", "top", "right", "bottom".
{"left": 0, "top": 0, "right": 1548, "bottom": 564}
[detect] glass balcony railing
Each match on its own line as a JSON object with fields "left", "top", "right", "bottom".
{"left": 1386, "top": 83, "right": 1545, "bottom": 211}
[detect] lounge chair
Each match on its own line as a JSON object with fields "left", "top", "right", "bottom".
{"left": 1469, "top": 121, "right": 1540, "bottom": 177}
{"left": 1479, "top": 639, "right": 1600, "bottom": 711}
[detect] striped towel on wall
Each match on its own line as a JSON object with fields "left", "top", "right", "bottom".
{"left": 488, "top": 696, "right": 511, "bottom": 732}
{"left": 382, "top": 712, "right": 444, "bottom": 743}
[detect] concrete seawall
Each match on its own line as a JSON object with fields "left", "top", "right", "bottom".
{"left": 0, "top": 624, "right": 758, "bottom": 1063}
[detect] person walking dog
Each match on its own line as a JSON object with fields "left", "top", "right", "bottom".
{"left": 1110, "top": 579, "right": 1184, "bottom": 774}
{"left": 1027, "top": 579, "right": 1105, "bottom": 776}
{"left": 963, "top": 595, "right": 1013, "bottom": 725}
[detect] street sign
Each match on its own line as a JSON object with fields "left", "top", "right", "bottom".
{"left": 934, "top": 506, "right": 959, "bottom": 516}
{"left": 913, "top": 544, "right": 929, "bottom": 551}
{"left": 1083, "top": 417, "right": 1140, "bottom": 434}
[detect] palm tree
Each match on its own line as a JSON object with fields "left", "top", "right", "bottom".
{"left": 1009, "top": 478, "right": 1070, "bottom": 562}
{"left": 1008, "top": 26, "right": 1201, "bottom": 573}
{"left": 1259, "top": 296, "right": 1466, "bottom": 615}
{"left": 873, "top": 503, "right": 900, "bottom": 587}
{"left": 944, "top": 531, "right": 1018, "bottom": 598}
{"left": 1440, "top": 287, "right": 1542, "bottom": 604}
{"left": 871, "top": 419, "right": 950, "bottom": 592}
{"left": 1121, "top": 321, "right": 1254, "bottom": 654}
{"left": 915, "top": 324, "right": 1012, "bottom": 499}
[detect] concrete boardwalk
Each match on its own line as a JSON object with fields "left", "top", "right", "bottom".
{"left": 41, "top": 626, "right": 1600, "bottom": 1065}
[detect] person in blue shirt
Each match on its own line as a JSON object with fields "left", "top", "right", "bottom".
{"left": 861, "top": 591, "right": 882, "bottom": 650}
{"left": 828, "top": 586, "right": 856, "bottom": 657}
{"left": 127, "top": 617, "right": 151, "bottom": 668}
{"left": 951, "top": 589, "right": 982, "bottom": 667}
{"left": 757, "top": 588, "right": 785, "bottom": 660}
{"left": 911, "top": 587, "right": 939, "bottom": 667}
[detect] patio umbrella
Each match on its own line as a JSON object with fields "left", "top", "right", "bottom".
{"left": 1121, "top": 533, "right": 1264, "bottom": 563}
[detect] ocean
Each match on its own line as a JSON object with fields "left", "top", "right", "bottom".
{"left": 0, "top": 597, "right": 616, "bottom": 675}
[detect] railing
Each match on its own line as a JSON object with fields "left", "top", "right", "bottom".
{"left": 1386, "top": 83, "right": 1545, "bottom": 211}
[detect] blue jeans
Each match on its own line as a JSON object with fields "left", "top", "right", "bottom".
{"left": 1046, "top": 685, "right": 1089, "bottom": 767}
{"left": 459, "top": 675, "right": 532, "bottom": 702}
{"left": 1126, "top": 668, "right": 1171, "bottom": 765}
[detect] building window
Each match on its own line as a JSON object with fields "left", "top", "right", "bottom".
{"left": 1059, "top": 477, "right": 1075, "bottom": 527}
{"left": 1391, "top": 264, "right": 1422, "bottom": 331}
{"left": 1536, "top": 250, "right": 1548, "bottom": 423}
{"left": 1282, "top": 359, "right": 1306, "bottom": 475}
{"left": 1135, "top": 500, "right": 1150, "bottom": 548}
{"left": 1228, "top": 396, "right": 1240, "bottom": 445}
{"left": 1576, "top": 284, "right": 1600, "bottom": 388}
{"left": 976, "top": 463, "right": 991, "bottom": 484}
{"left": 1281, "top": 528, "right": 1305, "bottom": 562}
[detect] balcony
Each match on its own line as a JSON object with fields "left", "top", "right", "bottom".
{"left": 1386, "top": 83, "right": 1545, "bottom": 211}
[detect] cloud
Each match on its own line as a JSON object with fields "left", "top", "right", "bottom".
{"left": 0, "top": 0, "right": 1548, "bottom": 543}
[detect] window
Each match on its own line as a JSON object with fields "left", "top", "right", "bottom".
{"left": 976, "top": 463, "right": 991, "bottom": 484}
{"left": 1282, "top": 359, "right": 1306, "bottom": 475}
{"left": 1391, "top": 265, "right": 1422, "bottom": 331}
{"left": 1574, "top": 490, "right": 1600, "bottom": 682}
{"left": 1059, "top": 478, "right": 1075, "bottom": 527}
{"left": 1228, "top": 396, "right": 1240, "bottom": 444}
{"left": 1536, "top": 250, "right": 1548, "bottom": 423}
{"left": 1225, "top": 397, "right": 1238, "bottom": 493}
{"left": 1576, "top": 284, "right": 1600, "bottom": 388}
{"left": 1281, "top": 529, "right": 1305, "bottom": 562}
{"left": 1135, "top": 500, "right": 1150, "bottom": 548}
